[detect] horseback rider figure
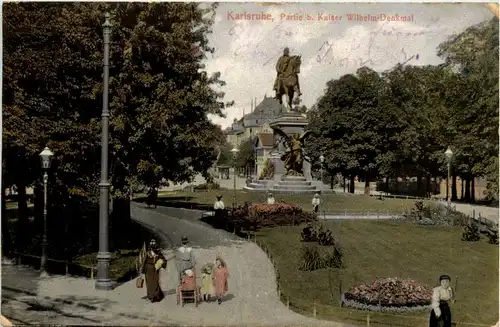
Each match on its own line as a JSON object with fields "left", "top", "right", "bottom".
{"left": 273, "top": 47, "right": 302, "bottom": 100}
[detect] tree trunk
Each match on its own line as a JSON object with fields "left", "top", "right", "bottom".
{"left": 451, "top": 175, "right": 458, "bottom": 201}
{"left": 349, "top": 175, "right": 355, "bottom": 194}
{"left": 330, "top": 175, "right": 334, "bottom": 190}
{"left": 471, "top": 177, "right": 475, "bottom": 203}
{"left": 464, "top": 178, "right": 471, "bottom": 202}
{"left": 364, "top": 173, "right": 370, "bottom": 196}
{"left": 460, "top": 177, "right": 464, "bottom": 200}
{"left": 343, "top": 176, "right": 346, "bottom": 193}
{"left": 16, "top": 179, "right": 28, "bottom": 222}
{"left": 416, "top": 174, "right": 422, "bottom": 197}
{"left": 426, "top": 175, "right": 431, "bottom": 198}
{"left": 385, "top": 177, "right": 389, "bottom": 194}
{"left": 2, "top": 188, "right": 14, "bottom": 257}
{"left": 395, "top": 176, "right": 399, "bottom": 193}
{"left": 111, "top": 197, "right": 131, "bottom": 251}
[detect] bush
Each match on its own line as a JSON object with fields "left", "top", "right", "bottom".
{"left": 300, "top": 222, "right": 335, "bottom": 245}
{"left": 398, "top": 201, "right": 470, "bottom": 227}
{"left": 487, "top": 228, "right": 499, "bottom": 244}
{"left": 462, "top": 222, "right": 481, "bottom": 242}
{"left": 299, "top": 243, "right": 343, "bottom": 271}
{"left": 194, "top": 182, "right": 220, "bottom": 190}
{"left": 344, "top": 277, "right": 432, "bottom": 308}
{"left": 299, "top": 244, "right": 323, "bottom": 271}
{"left": 230, "top": 203, "right": 317, "bottom": 231}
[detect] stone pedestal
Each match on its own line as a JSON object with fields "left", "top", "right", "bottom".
{"left": 271, "top": 175, "right": 317, "bottom": 194}
{"left": 243, "top": 108, "right": 319, "bottom": 194}
{"left": 269, "top": 111, "right": 312, "bottom": 181}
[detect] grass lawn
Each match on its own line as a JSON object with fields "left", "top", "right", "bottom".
{"left": 255, "top": 220, "right": 499, "bottom": 327}
{"left": 156, "top": 190, "right": 419, "bottom": 214}
{"left": 73, "top": 249, "right": 141, "bottom": 282}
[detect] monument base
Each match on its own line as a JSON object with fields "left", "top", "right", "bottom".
{"left": 272, "top": 175, "right": 318, "bottom": 194}
{"left": 269, "top": 110, "right": 312, "bottom": 182}
{"left": 244, "top": 175, "right": 319, "bottom": 194}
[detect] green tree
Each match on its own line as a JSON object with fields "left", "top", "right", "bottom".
{"left": 382, "top": 64, "right": 451, "bottom": 196}
{"left": 235, "top": 137, "right": 256, "bottom": 174}
{"left": 438, "top": 17, "right": 499, "bottom": 202}
{"left": 307, "top": 67, "right": 397, "bottom": 194}
{"left": 3, "top": 2, "right": 233, "bottom": 202}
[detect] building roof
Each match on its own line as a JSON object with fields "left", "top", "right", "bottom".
{"left": 224, "top": 118, "right": 244, "bottom": 135}
{"left": 256, "top": 133, "right": 274, "bottom": 148}
{"left": 243, "top": 95, "right": 282, "bottom": 127}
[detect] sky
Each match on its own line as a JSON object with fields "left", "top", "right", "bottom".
{"left": 203, "top": 3, "right": 495, "bottom": 128}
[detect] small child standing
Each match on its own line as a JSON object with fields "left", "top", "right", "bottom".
{"left": 212, "top": 256, "right": 229, "bottom": 305}
{"left": 200, "top": 263, "right": 214, "bottom": 302}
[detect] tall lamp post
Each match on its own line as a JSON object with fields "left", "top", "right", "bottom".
{"left": 96, "top": 13, "right": 113, "bottom": 290}
{"left": 39, "top": 147, "right": 53, "bottom": 277}
{"left": 319, "top": 154, "right": 325, "bottom": 187}
{"left": 231, "top": 148, "right": 239, "bottom": 208}
{"left": 445, "top": 147, "right": 453, "bottom": 205}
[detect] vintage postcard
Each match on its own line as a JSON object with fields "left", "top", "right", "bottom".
{"left": 2, "top": 2, "right": 498, "bottom": 327}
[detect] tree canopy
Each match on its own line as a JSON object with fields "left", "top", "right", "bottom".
{"left": 3, "top": 2, "right": 232, "bottom": 202}
{"left": 306, "top": 17, "right": 499, "bottom": 201}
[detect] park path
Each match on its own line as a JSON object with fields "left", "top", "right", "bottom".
{"left": 162, "top": 173, "right": 499, "bottom": 224}
{"left": 2, "top": 202, "right": 357, "bottom": 326}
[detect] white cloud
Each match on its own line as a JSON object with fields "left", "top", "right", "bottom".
{"left": 204, "top": 3, "right": 494, "bottom": 128}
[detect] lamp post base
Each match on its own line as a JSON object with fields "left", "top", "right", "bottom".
{"left": 40, "top": 270, "right": 49, "bottom": 278}
{"left": 95, "top": 251, "right": 114, "bottom": 290}
{"left": 95, "top": 279, "right": 114, "bottom": 290}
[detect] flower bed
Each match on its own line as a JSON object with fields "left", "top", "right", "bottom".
{"left": 230, "top": 203, "right": 317, "bottom": 231}
{"left": 343, "top": 277, "right": 432, "bottom": 313}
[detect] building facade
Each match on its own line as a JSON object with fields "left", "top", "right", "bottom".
{"left": 224, "top": 95, "right": 282, "bottom": 177}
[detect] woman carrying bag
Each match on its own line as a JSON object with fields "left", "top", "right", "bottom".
{"left": 139, "top": 239, "right": 167, "bottom": 303}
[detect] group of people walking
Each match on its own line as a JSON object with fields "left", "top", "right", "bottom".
{"left": 139, "top": 236, "right": 229, "bottom": 305}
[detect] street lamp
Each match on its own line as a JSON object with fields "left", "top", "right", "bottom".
{"left": 319, "top": 154, "right": 325, "bottom": 187}
{"left": 39, "top": 146, "right": 53, "bottom": 277}
{"left": 445, "top": 147, "right": 453, "bottom": 205}
{"left": 96, "top": 13, "right": 113, "bottom": 291}
{"left": 231, "top": 147, "right": 239, "bottom": 208}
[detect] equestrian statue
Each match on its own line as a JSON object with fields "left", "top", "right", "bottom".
{"left": 271, "top": 126, "right": 312, "bottom": 176}
{"left": 273, "top": 47, "right": 302, "bottom": 111}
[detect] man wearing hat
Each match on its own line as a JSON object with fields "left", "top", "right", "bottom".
{"left": 267, "top": 192, "right": 275, "bottom": 205}
{"left": 312, "top": 192, "right": 321, "bottom": 213}
{"left": 175, "top": 236, "right": 195, "bottom": 282}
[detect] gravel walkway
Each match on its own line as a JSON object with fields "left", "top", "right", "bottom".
{"left": 2, "top": 203, "right": 357, "bottom": 326}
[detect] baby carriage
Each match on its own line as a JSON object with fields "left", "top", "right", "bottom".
{"left": 176, "top": 269, "right": 201, "bottom": 307}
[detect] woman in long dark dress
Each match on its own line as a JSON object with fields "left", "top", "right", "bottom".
{"left": 142, "top": 239, "right": 166, "bottom": 303}
{"left": 429, "top": 274, "right": 454, "bottom": 327}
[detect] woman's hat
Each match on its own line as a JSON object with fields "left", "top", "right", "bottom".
{"left": 202, "top": 262, "right": 214, "bottom": 273}
{"left": 216, "top": 195, "right": 223, "bottom": 200}
{"left": 181, "top": 236, "right": 188, "bottom": 245}
{"left": 215, "top": 256, "right": 227, "bottom": 267}
{"left": 185, "top": 269, "right": 194, "bottom": 277}
{"left": 439, "top": 274, "right": 451, "bottom": 281}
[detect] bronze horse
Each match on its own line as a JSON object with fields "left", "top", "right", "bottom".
{"left": 275, "top": 55, "right": 301, "bottom": 110}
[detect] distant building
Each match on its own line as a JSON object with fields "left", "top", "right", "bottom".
{"left": 254, "top": 133, "right": 275, "bottom": 177}
{"left": 224, "top": 95, "right": 282, "bottom": 177}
